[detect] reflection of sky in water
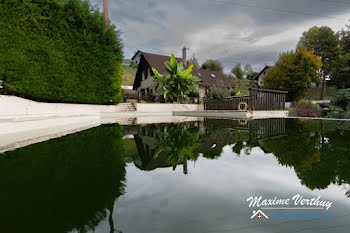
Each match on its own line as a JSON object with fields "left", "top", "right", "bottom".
{"left": 2, "top": 119, "right": 350, "bottom": 233}
{"left": 95, "top": 144, "right": 350, "bottom": 233}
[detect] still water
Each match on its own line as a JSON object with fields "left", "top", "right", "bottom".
{"left": 0, "top": 118, "right": 350, "bottom": 233}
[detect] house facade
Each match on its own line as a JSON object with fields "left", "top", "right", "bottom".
{"left": 131, "top": 48, "right": 235, "bottom": 101}
{"left": 254, "top": 65, "right": 272, "bottom": 86}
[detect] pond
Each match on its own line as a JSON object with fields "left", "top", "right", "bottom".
{"left": 0, "top": 118, "right": 350, "bottom": 233}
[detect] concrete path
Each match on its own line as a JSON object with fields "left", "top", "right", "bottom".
{"left": 0, "top": 115, "right": 100, "bottom": 153}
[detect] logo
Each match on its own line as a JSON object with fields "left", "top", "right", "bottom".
{"left": 251, "top": 210, "right": 268, "bottom": 219}
{"left": 247, "top": 194, "right": 333, "bottom": 221}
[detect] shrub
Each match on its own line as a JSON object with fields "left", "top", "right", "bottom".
{"left": 295, "top": 99, "right": 319, "bottom": 117}
{"left": 332, "top": 89, "right": 350, "bottom": 110}
{"left": 206, "top": 86, "right": 234, "bottom": 100}
{"left": 0, "top": 0, "right": 123, "bottom": 104}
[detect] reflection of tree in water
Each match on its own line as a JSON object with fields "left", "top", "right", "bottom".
{"left": 0, "top": 125, "right": 126, "bottom": 233}
{"left": 199, "top": 118, "right": 286, "bottom": 157}
{"left": 134, "top": 122, "right": 200, "bottom": 174}
{"left": 131, "top": 118, "right": 350, "bottom": 196}
{"left": 262, "top": 119, "right": 350, "bottom": 193}
{"left": 133, "top": 119, "right": 287, "bottom": 172}
{"left": 197, "top": 123, "right": 251, "bottom": 158}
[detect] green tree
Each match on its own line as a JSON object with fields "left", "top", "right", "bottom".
{"left": 298, "top": 26, "right": 340, "bottom": 99}
{"left": 244, "top": 64, "right": 258, "bottom": 80}
{"left": 263, "top": 46, "right": 322, "bottom": 101}
{"left": 201, "top": 59, "right": 223, "bottom": 72}
{"left": 0, "top": 0, "right": 123, "bottom": 104}
{"left": 187, "top": 56, "right": 200, "bottom": 69}
{"left": 244, "top": 64, "right": 253, "bottom": 74}
{"left": 151, "top": 54, "right": 199, "bottom": 103}
{"left": 231, "top": 64, "right": 244, "bottom": 79}
{"left": 336, "top": 26, "right": 350, "bottom": 88}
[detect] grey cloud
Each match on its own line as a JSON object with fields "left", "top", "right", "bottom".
{"left": 89, "top": 0, "right": 350, "bottom": 72}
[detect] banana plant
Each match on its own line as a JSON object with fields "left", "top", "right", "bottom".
{"left": 151, "top": 54, "right": 200, "bottom": 103}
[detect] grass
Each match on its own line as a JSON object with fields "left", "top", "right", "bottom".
{"left": 122, "top": 65, "right": 137, "bottom": 86}
{"left": 305, "top": 86, "right": 338, "bottom": 100}
{"left": 235, "top": 78, "right": 256, "bottom": 95}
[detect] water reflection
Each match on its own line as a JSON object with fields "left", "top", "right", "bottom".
{"left": 0, "top": 125, "right": 126, "bottom": 233}
{"left": 133, "top": 122, "right": 201, "bottom": 174}
{"left": 129, "top": 118, "right": 350, "bottom": 195}
{"left": 1, "top": 118, "right": 350, "bottom": 233}
{"left": 262, "top": 120, "right": 350, "bottom": 194}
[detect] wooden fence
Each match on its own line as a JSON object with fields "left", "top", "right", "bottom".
{"left": 249, "top": 88, "right": 287, "bottom": 111}
{"left": 204, "top": 95, "right": 250, "bottom": 110}
{"left": 204, "top": 88, "right": 287, "bottom": 111}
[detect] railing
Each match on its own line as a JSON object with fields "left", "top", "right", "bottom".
{"left": 204, "top": 118, "right": 286, "bottom": 140}
{"left": 204, "top": 95, "right": 250, "bottom": 111}
{"left": 204, "top": 88, "right": 287, "bottom": 111}
{"left": 123, "top": 90, "right": 138, "bottom": 101}
{"left": 249, "top": 88, "right": 287, "bottom": 111}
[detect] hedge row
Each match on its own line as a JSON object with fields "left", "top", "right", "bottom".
{"left": 0, "top": 0, "right": 123, "bottom": 104}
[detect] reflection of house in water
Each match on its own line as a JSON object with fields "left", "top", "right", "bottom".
{"left": 132, "top": 122, "right": 200, "bottom": 172}
{"left": 128, "top": 119, "right": 286, "bottom": 171}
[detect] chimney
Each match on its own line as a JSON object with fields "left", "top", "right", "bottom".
{"left": 104, "top": 0, "right": 109, "bottom": 24}
{"left": 182, "top": 47, "right": 187, "bottom": 67}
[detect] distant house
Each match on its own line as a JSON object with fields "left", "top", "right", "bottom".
{"left": 122, "top": 59, "right": 132, "bottom": 66}
{"left": 131, "top": 48, "right": 235, "bottom": 101}
{"left": 254, "top": 66, "right": 272, "bottom": 86}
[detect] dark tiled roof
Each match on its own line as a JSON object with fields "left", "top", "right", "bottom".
{"left": 139, "top": 51, "right": 235, "bottom": 88}
{"left": 192, "top": 68, "right": 235, "bottom": 87}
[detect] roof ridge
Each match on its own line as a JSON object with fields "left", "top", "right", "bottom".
{"left": 141, "top": 51, "right": 182, "bottom": 60}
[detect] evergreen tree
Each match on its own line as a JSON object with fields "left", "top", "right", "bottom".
{"left": 298, "top": 26, "right": 340, "bottom": 99}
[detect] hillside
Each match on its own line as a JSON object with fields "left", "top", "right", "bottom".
{"left": 122, "top": 65, "right": 137, "bottom": 86}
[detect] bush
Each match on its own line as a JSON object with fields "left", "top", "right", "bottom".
{"left": 206, "top": 86, "right": 233, "bottom": 100}
{"left": 332, "top": 89, "right": 350, "bottom": 110}
{"left": 295, "top": 99, "right": 319, "bottom": 117}
{"left": 0, "top": 0, "right": 123, "bottom": 104}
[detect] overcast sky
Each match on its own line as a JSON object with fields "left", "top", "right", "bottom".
{"left": 90, "top": 0, "right": 350, "bottom": 72}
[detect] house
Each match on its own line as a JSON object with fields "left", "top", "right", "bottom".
{"left": 254, "top": 66, "right": 272, "bottom": 86}
{"left": 131, "top": 48, "right": 235, "bottom": 101}
{"left": 122, "top": 59, "right": 133, "bottom": 66}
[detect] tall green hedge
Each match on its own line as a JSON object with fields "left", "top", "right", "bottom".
{"left": 0, "top": 0, "right": 123, "bottom": 104}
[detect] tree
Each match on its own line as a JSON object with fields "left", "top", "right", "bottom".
{"left": 336, "top": 26, "right": 350, "bottom": 88}
{"left": 246, "top": 71, "right": 258, "bottom": 80}
{"left": 263, "top": 46, "right": 322, "bottom": 101}
{"left": 298, "top": 26, "right": 340, "bottom": 99}
{"left": 231, "top": 64, "right": 244, "bottom": 79}
{"left": 201, "top": 59, "right": 223, "bottom": 72}
{"left": 151, "top": 54, "right": 199, "bottom": 103}
{"left": 0, "top": 0, "right": 123, "bottom": 104}
{"left": 244, "top": 64, "right": 253, "bottom": 74}
{"left": 187, "top": 56, "right": 200, "bottom": 69}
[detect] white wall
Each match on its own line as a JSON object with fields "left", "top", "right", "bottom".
{"left": 0, "top": 95, "right": 119, "bottom": 118}
{"left": 199, "top": 86, "right": 206, "bottom": 98}
{"left": 0, "top": 95, "right": 202, "bottom": 119}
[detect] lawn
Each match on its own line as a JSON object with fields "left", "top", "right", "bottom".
{"left": 305, "top": 86, "right": 338, "bottom": 100}
{"left": 122, "top": 65, "right": 137, "bottom": 86}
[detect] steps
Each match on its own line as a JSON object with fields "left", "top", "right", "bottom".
{"left": 115, "top": 103, "right": 136, "bottom": 112}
